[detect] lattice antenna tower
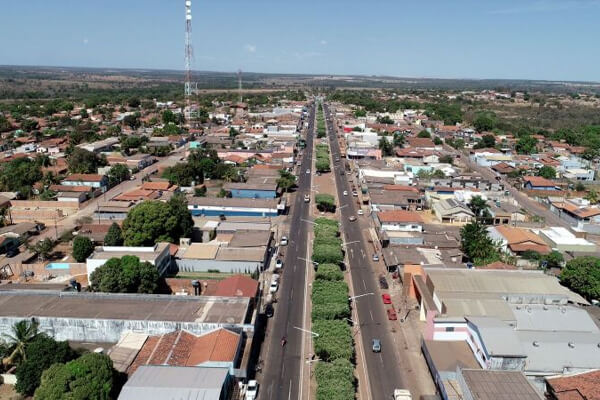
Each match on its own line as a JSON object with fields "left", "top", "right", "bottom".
{"left": 237, "top": 69, "right": 243, "bottom": 103}
{"left": 184, "top": 0, "right": 194, "bottom": 101}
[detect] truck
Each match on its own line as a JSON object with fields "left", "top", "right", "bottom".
{"left": 394, "top": 389, "right": 412, "bottom": 400}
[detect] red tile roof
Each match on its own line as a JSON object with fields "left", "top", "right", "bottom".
{"left": 213, "top": 275, "right": 259, "bottom": 298}
{"left": 127, "top": 328, "right": 240, "bottom": 375}
{"left": 523, "top": 176, "right": 555, "bottom": 187}
{"left": 377, "top": 210, "right": 424, "bottom": 223}
{"left": 546, "top": 370, "right": 600, "bottom": 400}
{"left": 382, "top": 185, "right": 419, "bottom": 193}
{"left": 64, "top": 174, "right": 105, "bottom": 182}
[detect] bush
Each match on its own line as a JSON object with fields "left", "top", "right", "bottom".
{"left": 312, "top": 280, "right": 349, "bottom": 304}
{"left": 312, "top": 302, "right": 350, "bottom": 320}
{"left": 90, "top": 255, "right": 160, "bottom": 294}
{"left": 315, "top": 359, "right": 355, "bottom": 400}
{"left": 313, "top": 243, "right": 344, "bottom": 265}
{"left": 315, "top": 264, "right": 344, "bottom": 281}
{"left": 313, "top": 320, "right": 353, "bottom": 361}
{"left": 315, "top": 194, "right": 336, "bottom": 213}
{"left": 560, "top": 256, "right": 600, "bottom": 300}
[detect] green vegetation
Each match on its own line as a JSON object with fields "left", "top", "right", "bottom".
{"left": 277, "top": 169, "right": 296, "bottom": 193}
{"left": 460, "top": 221, "right": 500, "bottom": 265}
{"left": 312, "top": 219, "right": 343, "bottom": 265}
{"left": 315, "top": 194, "right": 336, "bottom": 213}
{"left": 162, "top": 149, "right": 239, "bottom": 186}
{"left": 515, "top": 135, "right": 538, "bottom": 154}
{"left": 313, "top": 320, "right": 353, "bottom": 361}
{"left": 72, "top": 236, "right": 94, "bottom": 262}
{"left": 473, "top": 134, "right": 496, "bottom": 149}
{"left": 473, "top": 111, "right": 498, "bottom": 132}
{"left": 537, "top": 165, "right": 556, "bottom": 179}
{"left": 35, "top": 352, "right": 119, "bottom": 400}
{"left": 560, "top": 256, "right": 600, "bottom": 300}
{"left": 0, "top": 156, "right": 43, "bottom": 198}
{"left": 315, "top": 359, "right": 355, "bottom": 400}
{"left": 122, "top": 194, "right": 193, "bottom": 246}
{"left": 89, "top": 255, "right": 160, "bottom": 294}
{"left": 315, "top": 143, "right": 331, "bottom": 173}
{"left": 378, "top": 136, "right": 394, "bottom": 156}
{"left": 314, "top": 263, "right": 344, "bottom": 281}
{"left": 103, "top": 222, "right": 123, "bottom": 246}
{"left": 67, "top": 148, "right": 107, "bottom": 174}
{"left": 317, "top": 103, "right": 326, "bottom": 138}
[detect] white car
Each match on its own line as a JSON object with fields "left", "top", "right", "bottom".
{"left": 357, "top": 209, "right": 364, "bottom": 215}
{"left": 276, "top": 259, "right": 283, "bottom": 269}
{"left": 306, "top": 169, "right": 311, "bottom": 174}
{"left": 352, "top": 191, "right": 359, "bottom": 197}
{"left": 304, "top": 194, "right": 310, "bottom": 203}
{"left": 343, "top": 191, "right": 348, "bottom": 196}
{"left": 246, "top": 380, "right": 258, "bottom": 400}
{"left": 280, "top": 236, "right": 288, "bottom": 246}
{"left": 269, "top": 281, "right": 279, "bottom": 293}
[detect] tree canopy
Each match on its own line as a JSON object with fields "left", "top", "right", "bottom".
{"left": 0, "top": 157, "right": 43, "bottom": 198}
{"left": 560, "top": 256, "right": 600, "bottom": 300}
{"left": 34, "top": 353, "right": 118, "bottom": 400}
{"left": 67, "top": 148, "right": 107, "bottom": 174}
{"left": 473, "top": 134, "right": 496, "bottom": 149}
{"left": 90, "top": 255, "right": 160, "bottom": 294}
{"left": 537, "top": 165, "right": 556, "bottom": 179}
{"left": 122, "top": 194, "right": 193, "bottom": 246}
{"left": 72, "top": 236, "right": 94, "bottom": 262}
{"left": 515, "top": 135, "right": 538, "bottom": 154}
{"left": 378, "top": 137, "right": 393, "bottom": 156}
{"left": 103, "top": 222, "right": 123, "bottom": 246}
{"left": 107, "top": 164, "right": 130, "bottom": 186}
{"left": 460, "top": 221, "right": 499, "bottom": 265}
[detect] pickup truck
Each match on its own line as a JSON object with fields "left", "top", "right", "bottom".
{"left": 394, "top": 389, "right": 412, "bottom": 400}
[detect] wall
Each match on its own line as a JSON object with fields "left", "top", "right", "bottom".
{"left": 229, "top": 189, "right": 276, "bottom": 199}
{"left": 176, "top": 259, "right": 261, "bottom": 274}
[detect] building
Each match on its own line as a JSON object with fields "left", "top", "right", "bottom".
{"left": 457, "top": 369, "right": 543, "bottom": 400}
{"left": 550, "top": 200, "right": 600, "bottom": 232}
{"left": 175, "top": 243, "right": 267, "bottom": 274}
{"left": 0, "top": 290, "right": 252, "bottom": 343}
{"left": 61, "top": 174, "right": 108, "bottom": 191}
{"left": 537, "top": 227, "right": 597, "bottom": 252}
{"left": 546, "top": 369, "right": 600, "bottom": 400}
{"left": 376, "top": 210, "right": 424, "bottom": 232}
{"left": 77, "top": 137, "right": 119, "bottom": 153}
{"left": 188, "top": 197, "right": 281, "bottom": 217}
{"left": 523, "top": 176, "right": 557, "bottom": 191}
{"left": 118, "top": 365, "right": 232, "bottom": 400}
{"left": 432, "top": 198, "right": 475, "bottom": 224}
{"left": 223, "top": 182, "right": 278, "bottom": 199}
{"left": 487, "top": 226, "right": 551, "bottom": 256}
{"left": 86, "top": 243, "right": 171, "bottom": 280}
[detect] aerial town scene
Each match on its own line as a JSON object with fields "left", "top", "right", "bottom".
{"left": 0, "top": 1, "right": 599, "bottom": 400}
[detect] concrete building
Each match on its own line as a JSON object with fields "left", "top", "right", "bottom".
{"left": 77, "top": 137, "right": 119, "bottom": 153}
{"left": 457, "top": 369, "right": 543, "bottom": 400}
{"left": 188, "top": 197, "right": 281, "bottom": 217}
{"left": 432, "top": 198, "right": 475, "bottom": 224}
{"left": 376, "top": 210, "right": 424, "bottom": 232}
{"left": 86, "top": 243, "right": 171, "bottom": 280}
{"left": 223, "top": 182, "right": 278, "bottom": 199}
{"left": 0, "top": 290, "right": 252, "bottom": 343}
{"left": 537, "top": 227, "right": 597, "bottom": 252}
{"left": 61, "top": 174, "right": 108, "bottom": 191}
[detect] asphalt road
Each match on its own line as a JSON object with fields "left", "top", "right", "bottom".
{"left": 324, "top": 103, "right": 404, "bottom": 399}
{"left": 260, "top": 103, "right": 315, "bottom": 400}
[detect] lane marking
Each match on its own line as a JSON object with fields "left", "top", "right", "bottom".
{"left": 370, "top": 310, "right": 374, "bottom": 321}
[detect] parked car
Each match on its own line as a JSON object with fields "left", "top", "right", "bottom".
{"left": 357, "top": 209, "right": 364, "bottom": 215}
{"left": 379, "top": 275, "right": 389, "bottom": 290}
{"left": 280, "top": 236, "right": 288, "bottom": 246}
{"left": 382, "top": 294, "right": 392, "bottom": 304}
{"left": 348, "top": 215, "right": 357, "bottom": 222}
{"left": 372, "top": 253, "right": 379, "bottom": 261}
{"left": 387, "top": 308, "right": 398, "bottom": 321}
{"left": 306, "top": 169, "right": 311, "bottom": 174}
{"left": 269, "top": 281, "right": 279, "bottom": 293}
{"left": 372, "top": 339, "right": 381, "bottom": 353}
{"left": 304, "top": 194, "right": 310, "bottom": 203}
{"left": 343, "top": 190, "right": 348, "bottom": 196}
{"left": 265, "top": 304, "right": 274, "bottom": 318}
{"left": 245, "top": 380, "right": 258, "bottom": 400}
{"left": 276, "top": 259, "right": 283, "bottom": 269}
{"left": 352, "top": 191, "right": 358, "bottom": 197}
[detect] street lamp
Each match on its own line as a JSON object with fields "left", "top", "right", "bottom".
{"left": 348, "top": 292, "right": 374, "bottom": 301}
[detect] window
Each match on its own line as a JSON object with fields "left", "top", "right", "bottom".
{"left": 445, "top": 327, "right": 454, "bottom": 332}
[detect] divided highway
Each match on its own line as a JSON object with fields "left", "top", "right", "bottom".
{"left": 260, "top": 103, "right": 315, "bottom": 400}
{"left": 324, "top": 103, "right": 404, "bottom": 399}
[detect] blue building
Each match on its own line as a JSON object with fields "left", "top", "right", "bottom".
{"left": 223, "top": 182, "right": 278, "bottom": 199}
{"left": 523, "top": 176, "right": 558, "bottom": 191}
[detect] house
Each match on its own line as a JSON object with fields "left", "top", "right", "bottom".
{"left": 546, "top": 369, "right": 600, "bottom": 400}
{"left": 376, "top": 210, "right": 424, "bottom": 232}
{"left": 369, "top": 187, "right": 424, "bottom": 211}
{"left": 550, "top": 199, "right": 600, "bottom": 231}
{"left": 76, "top": 137, "right": 119, "bottom": 153}
{"left": 187, "top": 197, "right": 281, "bottom": 217}
{"left": 537, "top": 227, "right": 597, "bottom": 252}
{"left": 487, "top": 225, "right": 551, "bottom": 256}
{"left": 523, "top": 176, "right": 557, "bottom": 191}
{"left": 86, "top": 242, "right": 171, "bottom": 280}
{"left": 562, "top": 168, "right": 594, "bottom": 181}
{"left": 432, "top": 198, "right": 475, "bottom": 224}
{"left": 61, "top": 174, "right": 108, "bottom": 191}
{"left": 118, "top": 366, "right": 233, "bottom": 400}
{"left": 457, "top": 369, "right": 543, "bottom": 400}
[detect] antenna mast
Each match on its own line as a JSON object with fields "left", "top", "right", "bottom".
{"left": 184, "top": 0, "right": 193, "bottom": 106}
{"left": 237, "top": 69, "right": 243, "bottom": 103}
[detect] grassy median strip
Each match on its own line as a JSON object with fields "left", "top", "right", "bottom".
{"left": 310, "top": 217, "right": 356, "bottom": 400}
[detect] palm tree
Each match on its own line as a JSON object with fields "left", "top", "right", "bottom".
{"left": 2, "top": 319, "right": 39, "bottom": 367}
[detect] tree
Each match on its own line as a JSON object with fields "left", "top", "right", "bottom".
{"left": 447, "top": 138, "right": 465, "bottom": 150}
{"left": 2, "top": 320, "right": 39, "bottom": 367}
{"left": 90, "top": 255, "right": 160, "bottom": 294}
{"left": 353, "top": 109, "right": 366, "bottom": 118}
{"left": 107, "top": 164, "right": 130, "bottom": 186}
{"left": 433, "top": 137, "right": 443, "bottom": 145}
{"left": 127, "top": 97, "right": 141, "bottom": 108}
{"left": 15, "top": 335, "right": 78, "bottom": 396}
{"left": 516, "top": 135, "right": 537, "bottom": 155}
{"left": 34, "top": 353, "right": 118, "bottom": 400}
{"left": 104, "top": 223, "right": 123, "bottom": 246}
{"left": 72, "top": 236, "right": 94, "bottom": 262}
{"left": 474, "top": 134, "right": 496, "bottom": 149}
{"left": 431, "top": 169, "right": 446, "bottom": 179}
{"left": 315, "top": 194, "right": 336, "bottom": 213}
{"left": 277, "top": 170, "right": 296, "bottom": 193}
{"left": 378, "top": 137, "right": 393, "bottom": 157}
{"left": 468, "top": 195, "right": 489, "bottom": 218}
{"left": 537, "top": 165, "right": 556, "bottom": 179}
{"left": 161, "top": 109, "right": 177, "bottom": 124}
{"left": 376, "top": 115, "right": 394, "bottom": 125}
{"left": 417, "top": 130, "right": 431, "bottom": 138}
{"left": 585, "top": 189, "right": 598, "bottom": 204}
{"left": 123, "top": 113, "right": 141, "bottom": 130}
{"left": 393, "top": 132, "right": 405, "bottom": 147}
{"left": 460, "top": 221, "right": 499, "bottom": 265}
{"left": 0, "top": 157, "right": 43, "bottom": 198}
{"left": 575, "top": 182, "right": 586, "bottom": 192}
{"left": 439, "top": 155, "right": 454, "bottom": 164}
{"left": 473, "top": 111, "right": 497, "bottom": 132}
{"left": 122, "top": 195, "right": 193, "bottom": 246}
{"left": 560, "top": 256, "right": 600, "bottom": 300}
{"left": 29, "top": 238, "right": 55, "bottom": 262}
{"left": 67, "top": 148, "right": 107, "bottom": 174}
{"left": 541, "top": 250, "right": 564, "bottom": 270}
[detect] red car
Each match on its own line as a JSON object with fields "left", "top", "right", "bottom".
{"left": 387, "top": 308, "right": 398, "bottom": 321}
{"left": 382, "top": 294, "right": 392, "bottom": 304}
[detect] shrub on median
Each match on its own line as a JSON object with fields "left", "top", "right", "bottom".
{"left": 312, "top": 280, "right": 349, "bottom": 305}
{"left": 315, "top": 359, "right": 355, "bottom": 400}
{"left": 315, "top": 194, "right": 336, "bottom": 213}
{"left": 315, "top": 264, "right": 343, "bottom": 281}
{"left": 313, "top": 320, "right": 353, "bottom": 361}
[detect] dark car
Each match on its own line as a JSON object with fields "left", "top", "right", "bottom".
{"left": 379, "top": 275, "right": 389, "bottom": 290}
{"left": 265, "top": 304, "right": 274, "bottom": 318}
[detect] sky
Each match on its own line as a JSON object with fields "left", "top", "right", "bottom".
{"left": 1, "top": 0, "right": 600, "bottom": 81}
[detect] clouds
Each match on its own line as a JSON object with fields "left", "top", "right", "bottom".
{"left": 320, "top": 40, "right": 327, "bottom": 45}
{"left": 244, "top": 44, "right": 256, "bottom": 53}
{"left": 83, "top": 38, "right": 89, "bottom": 45}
